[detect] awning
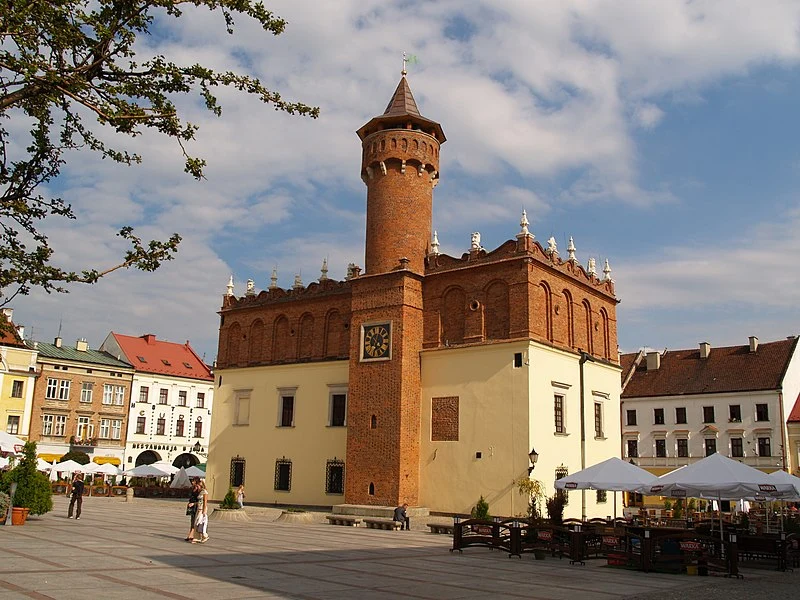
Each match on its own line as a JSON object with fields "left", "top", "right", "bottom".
{"left": 92, "top": 456, "right": 121, "bottom": 465}
{"left": 38, "top": 453, "right": 63, "bottom": 462}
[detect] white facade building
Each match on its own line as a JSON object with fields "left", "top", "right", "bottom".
{"left": 621, "top": 336, "right": 800, "bottom": 476}
{"left": 100, "top": 333, "right": 214, "bottom": 469}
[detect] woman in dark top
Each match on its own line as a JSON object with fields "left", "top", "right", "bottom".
{"left": 185, "top": 478, "right": 200, "bottom": 541}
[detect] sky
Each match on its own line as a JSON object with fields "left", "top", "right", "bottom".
{"left": 8, "top": 0, "right": 800, "bottom": 363}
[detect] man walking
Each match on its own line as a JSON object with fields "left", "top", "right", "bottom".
{"left": 68, "top": 473, "right": 85, "bottom": 520}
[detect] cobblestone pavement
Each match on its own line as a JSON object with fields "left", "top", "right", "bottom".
{"left": 0, "top": 496, "right": 796, "bottom": 599}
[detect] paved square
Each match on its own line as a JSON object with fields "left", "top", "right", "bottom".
{"left": 0, "top": 496, "right": 796, "bottom": 599}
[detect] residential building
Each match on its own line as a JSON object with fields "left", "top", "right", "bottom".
{"left": 29, "top": 337, "right": 134, "bottom": 465}
{"left": 620, "top": 336, "right": 800, "bottom": 475}
{"left": 100, "top": 333, "right": 214, "bottom": 469}
{"left": 207, "top": 73, "right": 623, "bottom": 519}
{"left": 0, "top": 308, "right": 38, "bottom": 439}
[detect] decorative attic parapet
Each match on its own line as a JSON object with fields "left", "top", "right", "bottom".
{"left": 425, "top": 237, "right": 616, "bottom": 298}
{"left": 221, "top": 277, "right": 352, "bottom": 310}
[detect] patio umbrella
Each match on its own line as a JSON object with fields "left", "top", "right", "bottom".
{"left": 0, "top": 456, "right": 9, "bottom": 469}
{"left": 92, "top": 463, "right": 120, "bottom": 476}
{"left": 49, "top": 460, "right": 58, "bottom": 482}
{"left": 645, "top": 453, "right": 797, "bottom": 541}
{"left": 554, "top": 457, "right": 657, "bottom": 519}
{"left": 170, "top": 467, "right": 191, "bottom": 488}
{"left": 184, "top": 465, "right": 206, "bottom": 478}
{"left": 150, "top": 460, "right": 179, "bottom": 475}
{"left": 124, "top": 463, "right": 172, "bottom": 477}
{"left": 54, "top": 459, "right": 89, "bottom": 475}
{"left": 36, "top": 457, "right": 52, "bottom": 471}
{"left": 768, "top": 470, "right": 800, "bottom": 501}
{"left": 0, "top": 431, "right": 25, "bottom": 454}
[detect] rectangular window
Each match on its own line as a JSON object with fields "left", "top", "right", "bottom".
{"left": 230, "top": 457, "right": 246, "bottom": 487}
{"left": 554, "top": 394, "right": 565, "bottom": 433}
{"left": 235, "top": 392, "right": 250, "bottom": 426}
{"left": 626, "top": 439, "right": 638, "bottom": 458}
{"left": 703, "top": 406, "right": 715, "bottom": 423}
{"left": 194, "top": 419, "right": 203, "bottom": 438}
{"left": 596, "top": 490, "right": 607, "bottom": 504}
{"left": 42, "top": 414, "right": 54, "bottom": 435}
{"left": 76, "top": 416, "right": 92, "bottom": 440}
{"left": 136, "top": 416, "right": 146, "bottom": 434}
{"left": 58, "top": 379, "right": 70, "bottom": 400}
{"left": 758, "top": 437, "right": 771, "bottom": 457}
{"left": 156, "top": 417, "right": 165, "bottom": 435}
{"left": 704, "top": 438, "right": 716, "bottom": 457}
{"left": 275, "top": 459, "right": 291, "bottom": 491}
{"left": 626, "top": 409, "right": 637, "bottom": 427}
{"left": 139, "top": 386, "right": 149, "bottom": 403}
{"left": 46, "top": 378, "right": 58, "bottom": 399}
{"left": 159, "top": 389, "right": 168, "bottom": 405}
{"left": 100, "top": 419, "right": 110, "bottom": 438}
{"left": 755, "top": 403, "right": 769, "bottom": 422}
{"left": 11, "top": 380, "right": 23, "bottom": 398}
{"left": 677, "top": 438, "right": 688, "bottom": 457}
{"left": 280, "top": 395, "right": 295, "bottom": 427}
{"left": 675, "top": 407, "right": 687, "bottom": 424}
{"left": 55, "top": 415, "right": 66, "bottom": 436}
{"left": 655, "top": 439, "right": 667, "bottom": 458}
{"left": 326, "top": 460, "right": 345, "bottom": 494}
{"left": 178, "top": 391, "right": 187, "bottom": 407}
{"left": 330, "top": 393, "right": 347, "bottom": 427}
{"left": 114, "top": 386, "right": 125, "bottom": 405}
{"left": 731, "top": 437, "right": 744, "bottom": 457}
{"left": 196, "top": 392, "right": 205, "bottom": 408}
{"left": 6, "top": 415, "right": 20, "bottom": 434}
{"left": 729, "top": 404, "right": 741, "bottom": 422}
{"left": 175, "top": 418, "right": 185, "bottom": 437}
{"left": 654, "top": 408, "right": 664, "bottom": 425}
{"left": 594, "top": 402, "right": 603, "bottom": 438}
{"left": 103, "top": 383, "right": 114, "bottom": 404}
{"left": 111, "top": 419, "right": 122, "bottom": 440}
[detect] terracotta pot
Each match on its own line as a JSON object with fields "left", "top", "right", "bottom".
{"left": 11, "top": 507, "right": 30, "bottom": 526}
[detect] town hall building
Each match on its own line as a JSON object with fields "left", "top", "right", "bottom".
{"left": 207, "top": 73, "right": 623, "bottom": 519}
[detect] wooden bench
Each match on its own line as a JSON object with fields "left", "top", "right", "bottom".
{"left": 363, "top": 518, "right": 402, "bottom": 531}
{"left": 325, "top": 515, "right": 362, "bottom": 527}
{"left": 428, "top": 523, "right": 454, "bottom": 535}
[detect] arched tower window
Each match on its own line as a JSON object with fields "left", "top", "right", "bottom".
{"left": 484, "top": 281, "right": 510, "bottom": 340}
{"left": 324, "top": 310, "right": 343, "bottom": 358}
{"left": 298, "top": 313, "right": 315, "bottom": 359}
{"left": 368, "top": 482, "right": 375, "bottom": 496}
{"left": 540, "top": 282, "right": 553, "bottom": 341}
{"left": 563, "top": 290, "right": 574, "bottom": 348}
{"left": 227, "top": 323, "right": 242, "bottom": 367}
{"left": 582, "top": 300, "right": 594, "bottom": 355}
{"left": 248, "top": 319, "right": 265, "bottom": 364}
{"left": 600, "top": 308, "right": 610, "bottom": 359}
{"left": 272, "top": 315, "right": 291, "bottom": 362}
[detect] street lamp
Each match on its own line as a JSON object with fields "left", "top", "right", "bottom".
{"left": 192, "top": 441, "right": 208, "bottom": 457}
{"left": 528, "top": 447, "right": 539, "bottom": 475}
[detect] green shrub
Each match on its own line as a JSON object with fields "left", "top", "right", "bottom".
{"left": 8, "top": 442, "right": 53, "bottom": 515}
{"left": 470, "top": 495, "right": 490, "bottom": 520}
{"left": 219, "top": 487, "right": 239, "bottom": 509}
{"left": 673, "top": 499, "right": 684, "bottom": 519}
{"left": 58, "top": 450, "right": 90, "bottom": 464}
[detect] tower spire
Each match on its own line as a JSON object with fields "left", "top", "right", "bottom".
{"left": 402, "top": 51, "right": 407, "bottom": 77}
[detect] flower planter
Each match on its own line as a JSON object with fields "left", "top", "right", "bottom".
{"left": 11, "top": 507, "right": 30, "bottom": 526}
{"left": 52, "top": 483, "right": 69, "bottom": 495}
{"left": 111, "top": 486, "right": 128, "bottom": 496}
{"left": 91, "top": 485, "right": 110, "bottom": 497}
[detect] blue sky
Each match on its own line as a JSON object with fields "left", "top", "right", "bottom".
{"left": 10, "top": 0, "right": 800, "bottom": 362}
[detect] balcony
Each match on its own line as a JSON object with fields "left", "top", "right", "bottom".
{"left": 632, "top": 455, "right": 782, "bottom": 469}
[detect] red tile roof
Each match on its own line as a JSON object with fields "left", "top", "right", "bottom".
{"left": 110, "top": 333, "right": 212, "bottom": 380}
{"left": 621, "top": 337, "right": 798, "bottom": 399}
{"left": 0, "top": 316, "right": 25, "bottom": 347}
{"left": 788, "top": 393, "right": 800, "bottom": 423}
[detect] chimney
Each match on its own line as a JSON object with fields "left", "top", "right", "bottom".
{"left": 646, "top": 351, "right": 661, "bottom": 371}
{"left": 16, "top": 325, "right": 24, "bottom": 339}
{"left": 699, "top": 342, "right": 711, "bottom": 359}
{"left": 54, "top": 336, "right": 62, "bottom": 348}
{"left": 75, "top": 338, "right": 89, "bottom": 352}
{"left": 749, "top": 336, "right": 758, "bottom": 353}
{"left": 1, "top": 307, "right": 13, "bottom": 321}
{"left": 143, "top": 334, "right": 156, "bottom": 345}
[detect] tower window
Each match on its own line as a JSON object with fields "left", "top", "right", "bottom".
{"left": 370, "top": 415, "right": 377, "bottom": 429}
{"left": 514, "top": 353, "right": 523, "bottom": 368}
{"left": 368, "top": 482, "right": 375, "bottom": 496}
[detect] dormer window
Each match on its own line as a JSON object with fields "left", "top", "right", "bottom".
{"left": 137, "top": 356, "right": 147, "bottom": 363}
{"left": 183, "top": 362, "right": 192, "bottom": 369}
{"left": 161, "top": 359, "right": 171, "bottom": 366}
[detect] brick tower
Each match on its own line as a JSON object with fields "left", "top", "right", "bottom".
{"left": 345, "top": 71, "right": 445, "bottom": 506}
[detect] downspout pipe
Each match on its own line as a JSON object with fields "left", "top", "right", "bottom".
{"left": 579, "top": 351, "right": 596, "bottom": 521}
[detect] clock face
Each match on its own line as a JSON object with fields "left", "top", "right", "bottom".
{"left": 362, "top": 323, "right": 391, "bottom": 360}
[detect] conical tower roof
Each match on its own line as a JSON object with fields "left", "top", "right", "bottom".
{"left": 357, "top": 75, "right": 445, "bottom": 142}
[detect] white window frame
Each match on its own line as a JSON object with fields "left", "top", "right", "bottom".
{"left": 178, "top": 390, "right": 187, "bottom": 407}
{"left": 77, "top": 416, "right": 92, "bottom": 439}
{"left": 196, "top": 392, "right": 205, "bottom": 408}
{"left": 45, "top": 378, "right": 58, "bottom": 399}
{"left": 6, "top": 415, "right": 20, "bottom": 434}
{"left": 54, "top": 415, "right": 67, "bottom": 436}
{"left": 111, "top": 419, "right": 122, "bottom": 440}
{"left": 42, "top": 414, "right": 54, "bottom": 435}
{"left": 234, "top": 389, "right": 251, "bottom": 426}
{"left": 114, "top": 385, "right": 125, "bottom": 405}
{"left": 328, "top": 384, "right": 348, "bottom": 427}
{"left": 100, "top": 419, "right": 110, "bottom": 439}
{"left": 159, "top": 388, "right": 168, "bottom": 404}
{"left": 58, "top": 379, "right": 70, "bottom": 400}
{"left": 139, "top": 386, "right": 149, "bottom": 403}
{"left": 175, "top": 416, "right": 185, "bottom": 437}
{"left": 11, "top": 380, "right": 23, "bottom": 398}
{"left": 103, "top": 383, "right": 114, "bottom": 404}
{"left": 80, "top": 381, "right": 94, "bottom": 403}
{"left": 277, "top": 387, "right": 297, "bottom": 427}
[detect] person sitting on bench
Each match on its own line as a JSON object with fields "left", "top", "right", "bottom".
{"left": 394, "top": 503, "right": 410, "bottom": 530}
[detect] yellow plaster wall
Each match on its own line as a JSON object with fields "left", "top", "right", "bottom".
{"left": 206, "top": 360, "right": 349, "bottom": 505}
{"left": 0, "top": 346, "right": 37, "bottom": 438}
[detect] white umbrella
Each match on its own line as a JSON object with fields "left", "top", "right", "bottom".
{"left": 768, "top": 469, "right": 800, "bottom": 501}
{"left": 0, "top": 431, "right": 25, "bottom": 454}
{"left": 555, "top": 457, "right": 657, "bottom": 491}
{"left": 54, "top": 459, "right": 89, "bottom": 474}
{"left": 170, "top": 467, "right": 191, "bottom": 488}
{"left": 92, "top": 463, "right": 120, "bottom": 476}
{"left": 36, "top": 457, "right": 52, "bottom": 471}
{"left": 124, "top": 463, "right": 172, "bottom": 477}
{"left": 184, "top": 465, "right": 206, "bottom": 478}
{"left": 0, "top": 456, "right": 9, "bottom": 469}
{"left": 151, "top": 460, "right": 179, "bottom": 475}
{"left": 49, "top": 460, "right": 58, "bottom": 482}
{"left": 81, "top": 462, "right": 99, "bottom": 474}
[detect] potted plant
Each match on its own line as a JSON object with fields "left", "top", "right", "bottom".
{"left": 515, "top": 477, "right": 546, "bottom": 521}
{"left": 545, "top": 493, "right": 566, "bottom": 525}
{"left": 3, "top": 442, "right": 53, "bottom": 525}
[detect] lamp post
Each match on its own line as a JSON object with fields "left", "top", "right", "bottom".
{"left": 192, "top": 441, "right": 208, "bottom": 458}
{"left": 528, "top": 447, "right": 539, "bottom": 475}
